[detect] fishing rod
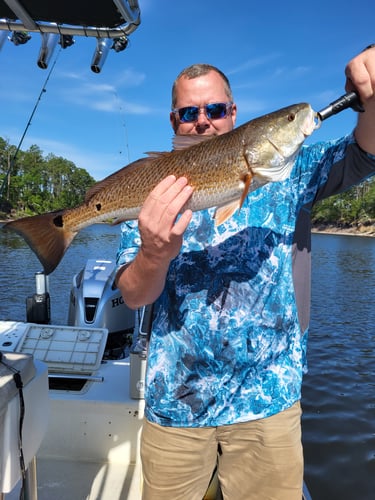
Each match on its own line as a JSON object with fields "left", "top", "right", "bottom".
{"left": 317, "top": 91, "right": 364, "bottom": 121}
{"left": 0, "top": 47, "right": 61, "bottom": 199}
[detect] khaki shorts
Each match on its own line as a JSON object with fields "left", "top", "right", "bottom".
{"left": 141, "top": 401, "right": 303, "bottom": 500}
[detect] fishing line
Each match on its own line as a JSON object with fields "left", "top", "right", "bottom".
{"left": 113, "top": 90, "right": 131, "bottom": 165}
{"left": 0, "top": 47, "right": 62, "bottom": 199}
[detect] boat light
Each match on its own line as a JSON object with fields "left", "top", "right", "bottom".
{"left": 91, "top": 37, "right": 112, "bottom": 74}
{"left": 37, "top": 32, "right": 59, "bottom": 69}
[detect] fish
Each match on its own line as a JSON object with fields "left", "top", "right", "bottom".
{"left": 3, "top": 103, "right": 318, "bottom": 274}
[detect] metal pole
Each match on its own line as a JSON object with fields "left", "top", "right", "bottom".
{"left": 23, "top": 456, "right": 38, "bottom": 500}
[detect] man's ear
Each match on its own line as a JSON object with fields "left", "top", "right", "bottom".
{"left": 231, "top": 103, "right": 237, "bottom": 127}
{"left": 170, "top": 111, "right": 178, "bottom": 133}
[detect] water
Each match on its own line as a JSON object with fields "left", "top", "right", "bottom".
{"left": 0, "top": 224, "right": 121, "bottom": 323}
{"left": 1, "top": 225, "right": 374, "bottom": 499}
{"left": 303, "top": 233, "right": 375, "bottom": 499}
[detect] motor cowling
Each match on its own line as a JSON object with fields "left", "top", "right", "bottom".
{"left": 68, "top": 259, "right": 135, "bottom": 359}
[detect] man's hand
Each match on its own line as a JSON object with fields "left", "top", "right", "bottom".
{"left": 116, "top": 175, "right": 194, "bottom": 309}
{"left": 138, "top": 175, "right": 194, "bottom": 264}
{"left": 346, "top": 45, "right": 375, "bottom": 154}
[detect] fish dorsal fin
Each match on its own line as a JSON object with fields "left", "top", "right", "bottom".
{"left": 214, "top": 174, "right": 253, "bottom": 226}
{"left": 173, "top": 134, "right": 216, "bottom": 150}
{"left": 144, "top": 151, "right": 172, "bottom": 158}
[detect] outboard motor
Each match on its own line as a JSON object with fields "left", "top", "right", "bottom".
{"left": 68, "top": 259, "right": 135, "bottom": 359}
{"left": 26, "top": 272, "right": 51, "bottom": 324}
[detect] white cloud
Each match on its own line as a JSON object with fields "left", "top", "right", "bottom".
{"left": 227, "top": 53, "right": 281, "bottom": 76}
{"left": 55, "top": 70, "right": 150, "bottom": 115}
{"left": 115, "top": 68, "right": 146, "bottom": 87}
{"left": 91, "top": 97, "right": 152, "bottom": 114}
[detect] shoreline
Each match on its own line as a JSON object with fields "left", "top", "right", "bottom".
{"left": 1, "top": 219, "right": 374, "bottom": 238}
{"left": 312, "top": 224, "right": 375, "bottom": 238}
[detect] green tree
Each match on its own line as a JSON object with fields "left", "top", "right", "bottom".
{"left": 45, "top": 154, "right": 95, "bottom": 209}
{"left": 0, "top": 138, "right": 96, "bottom": 217}
{"left": 312, "top": 178, "right": 375, "bottom": 226}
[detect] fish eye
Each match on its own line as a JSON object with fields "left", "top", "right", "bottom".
{"left": 287, "top": 113, "right": 295, "bottom": 122}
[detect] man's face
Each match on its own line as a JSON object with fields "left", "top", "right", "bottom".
{"left": 170, "top": 71, "right": 237, "bottom": 136}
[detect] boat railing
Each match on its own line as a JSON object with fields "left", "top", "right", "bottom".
{"left": 0, "top": 0, "right": 141, "bottom": 72}
{"left": 0, "top": 0, "right": 140, "bottom": 37}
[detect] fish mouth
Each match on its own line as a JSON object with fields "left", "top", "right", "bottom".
{"left": 313, "top": 112, "right": 322, "bottom": 131}
{"left": 302, "top": 110, "right": 321, "bottom": 136}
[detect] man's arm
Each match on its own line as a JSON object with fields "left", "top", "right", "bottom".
{"left": 346, "top": 45, "right": 375, "bottom": 155}
{"left": 116, "top": 175, "right": 193, "bottom": 309}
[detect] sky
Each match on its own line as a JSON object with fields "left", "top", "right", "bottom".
{"left": 0, "top": 0, "right": 373, "bottom": 180}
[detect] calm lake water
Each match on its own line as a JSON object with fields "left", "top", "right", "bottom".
{"left": 0, "top": 224, "right": 374, "bottom": 499}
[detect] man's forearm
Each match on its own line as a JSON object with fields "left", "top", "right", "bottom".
{"left": 116, "top": 248, "right": 170, "bottom": 309}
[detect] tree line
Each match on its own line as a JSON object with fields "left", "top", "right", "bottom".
{"left": 0, "top": 137, "right": 374, "bottom": 227}
{"left": 0, "top": 137, "right": 95, "bottom": 218}
{"left": 312, "top": 177, "right": 375, "bottom": 228}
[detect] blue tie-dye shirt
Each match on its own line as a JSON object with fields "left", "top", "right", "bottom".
{"left": 117, "top": 134, "right": 375, "bottom": 427}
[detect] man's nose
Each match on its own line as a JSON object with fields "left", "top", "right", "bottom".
{"left": 196, "top": 107, "right": 210, "bottom": 123}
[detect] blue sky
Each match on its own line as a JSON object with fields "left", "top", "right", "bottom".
{"left": 0, "top": 0, "right": 373, "bottom": 180}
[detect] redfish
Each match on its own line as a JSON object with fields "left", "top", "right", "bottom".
{"left": 4, "top": 103, "right": 318, "bottom": 274}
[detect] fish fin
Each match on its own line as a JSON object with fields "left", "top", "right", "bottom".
{"left": 214, "top": 174, "right": 253, "bottom": 226}
{"left": 172, "top": 134, "right": 215, "bottom": 150}
{"left": 145, "top": 151, "right": 171, "bottom": 158}
{"left": 214, "top": 200, "right": 241, "bottom": 226}
{"left": 3, "top": 211, "right": 77, "bottom": 274}
{"left": 239, "top": 174, "right": 253, "bottom": 208}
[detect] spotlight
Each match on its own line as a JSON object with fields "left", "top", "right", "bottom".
{"left": 10, "top": 31, "right": 31, "bottom": 45}
{"left": 59, "top": 34, "right": 75, "bottom": 49}
{"left": 91, "top": 38, "right": 112, "bottom": 73}
{"left": 112, "top": 36, "right": 128, "bottom": 53}
{"left": 37, "top": 33, "right": 59, "bottom": 69}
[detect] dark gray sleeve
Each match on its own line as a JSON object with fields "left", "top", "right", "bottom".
{"left": 292, "top": 142, "right": 374, "bottom": 334}
{"left": 314, "top": 143, "right": 375, "bottom": 203}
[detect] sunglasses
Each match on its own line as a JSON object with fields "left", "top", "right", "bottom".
{"left": 173, "top": 102, "right": 233, "bottom": 123}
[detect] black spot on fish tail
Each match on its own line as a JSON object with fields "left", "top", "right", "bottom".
{"left": 53, "top": 214, "right": 64, "bottom": 227}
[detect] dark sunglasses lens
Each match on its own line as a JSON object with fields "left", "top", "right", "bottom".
{"left": 179, "top": 106, "right": 199, "bottom": 123}
{"left": 206, "top": 103, "right": 227, "bottom": 119}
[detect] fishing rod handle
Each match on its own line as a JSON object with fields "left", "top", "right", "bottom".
{"left": 318, "top": 91, "right": 364, "bottom": 121}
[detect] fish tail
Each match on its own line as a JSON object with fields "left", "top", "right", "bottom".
{"left": 4, "top": 210, "right": 77, "bottom": 274}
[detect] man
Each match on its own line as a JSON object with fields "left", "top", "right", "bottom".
{"left": 116, "top": 48, "right": 375, "bottom": 499}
